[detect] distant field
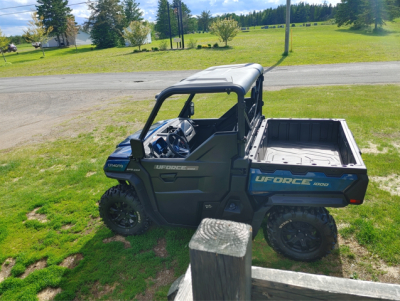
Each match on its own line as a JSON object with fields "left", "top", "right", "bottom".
{"left": 1, "top": 19, "right": 400, "bottom": 77}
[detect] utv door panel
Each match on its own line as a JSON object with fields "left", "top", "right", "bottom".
{"left": 141, "top": 132, "right": 238, "bottom": 226}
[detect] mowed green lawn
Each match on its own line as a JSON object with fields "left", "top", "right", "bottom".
{"left": 1, "top": 84, "right": 400, "bottom": 300}
{"left": 1, "top": 19, "right": 400, "bottom": 77}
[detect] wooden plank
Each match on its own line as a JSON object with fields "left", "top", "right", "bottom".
{"left": 167, "top": 274, "right": 184, "bottom": 301}
{"left": 189, "top": 218, "right": 252, "bottom": 300}
{"left": 252, "top": 266, "right": 400, "bottom": 300}
{"left": 174, "top": 265, "right": 193, "bottom": 301}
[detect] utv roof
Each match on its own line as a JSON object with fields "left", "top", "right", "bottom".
{"left": 157, "top": 63, "right": 264, "bottom": 99}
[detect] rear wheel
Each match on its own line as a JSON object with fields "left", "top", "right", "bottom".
{"left": 99, "top": 184, "right": 150, "bottom": 236}
{"left": 263, "top": 206, "right": 337, "bottom": 261}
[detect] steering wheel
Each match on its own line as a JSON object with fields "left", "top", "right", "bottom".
{"left": 166, "top": 132, "right": 190, "bottom": 158}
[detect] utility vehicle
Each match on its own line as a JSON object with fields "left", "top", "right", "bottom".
{"left": 7, "top": 43, "right": 17, "bottom": 52}
{"left": 100, "top": 63, "right": 368, "bottom": 261}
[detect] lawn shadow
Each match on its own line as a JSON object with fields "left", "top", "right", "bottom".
{"left": 199, "top": 46, "right": 233, "bottom": 51}
{"left": 264, "top": 54, "right": 288, "bottom": 73}
{"left": 336, "top": 28, "right": 396, "bottom": 37}
{"left": 42, "top": 47, "right": 94, "bottom": 56}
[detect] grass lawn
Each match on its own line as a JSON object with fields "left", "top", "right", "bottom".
{"left": 1, "top": 20, "right": 400, "bottom": 77}
{"left": 1, "top": 84, "right": 400, "bottom": 300}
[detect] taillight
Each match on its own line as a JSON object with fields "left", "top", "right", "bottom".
{"left": 350, "top": 199, "right": 362, "bottom": 204}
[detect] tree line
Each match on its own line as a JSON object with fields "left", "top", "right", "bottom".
{"left": 154, "top": 2, "right": 337, "bottom": 37}
{"left": 216, "top": 2, "right": 336, "bottom": 28}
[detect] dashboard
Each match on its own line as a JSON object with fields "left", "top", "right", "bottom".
{"left": 144, "top": 119, "right": 196, "bottom": 158}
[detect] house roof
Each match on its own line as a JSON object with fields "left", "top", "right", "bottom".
{"left": 157, "top": 63, "right": 264, "bottom": 99}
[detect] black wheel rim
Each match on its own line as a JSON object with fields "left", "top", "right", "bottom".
{"left": 281, "top": 221, "right": 322, "bottom": 253}
{"left": 108, "top": 201, "right": 138, "bottom": 229}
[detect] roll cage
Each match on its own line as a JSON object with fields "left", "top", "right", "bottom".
{"left": 136, "top": 63, "right": 265, "bottom": 158}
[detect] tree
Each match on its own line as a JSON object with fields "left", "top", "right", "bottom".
{"left": 209, "top": 18, "right": 240, "bottom": 47}
{"left": 36, "top": 0, "right": 72, "bottom": 47}
{"left": 0, "top": 28, "right": 10, "bottom": 63}
{"left": 335, "top": 0, "right": 363, "bottom": 27}
{"left": 336, "top": 0, "right": 397, "bottom": 29}
{"left": 123, "top": 20, "right": 150, "bottom": 50}
{"left": 23, "top": 13, "right": 53, "bottom": 57}
{"left": 155, "top": 0, "right": 175, "bottom": 39}
{"left": 8, "top": 35, "right": 25, "bottom": 45}
{"left": 358, "top": 0, "right": 387, "bottom": 30}
{"left": 197, "top": 10, "right": 211, "bottom": 31}
{"left": 85, "top": 0, "right": 125, "bottom": 48}
{"left": 124, "top": 0, "right": 143, "bottom": 26}
{"left": 172, "top": 0, "right": 193, "bottom": 34}
{"left": 66, "top": 17, "right": 79, "bottom": 50}
{"left": 386, "top": 0, "right": 400, "bottom": 19}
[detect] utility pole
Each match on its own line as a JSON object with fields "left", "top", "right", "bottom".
{"left": 175, "top": 7, "right": 181, "bottom": 48}
{"left": 179, "top": 0, "right": 185, "bottom": 49}
{"left": 284, "top": 0, "right": 290, "bottom": 55}
{"left": 167, "top": 2, "right": 173, "bottom": 49}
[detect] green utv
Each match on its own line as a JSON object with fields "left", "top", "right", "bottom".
{"left": 100, "top": 64, "right": 368, "bottom": 261}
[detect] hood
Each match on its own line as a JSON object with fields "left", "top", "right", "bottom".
{"left": 104, "top": 119, "right": 173, "bottom": 172}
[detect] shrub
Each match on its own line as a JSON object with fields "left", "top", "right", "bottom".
{"left": 202, "top": 45, "right": 209, "bottom": 48}
{"left": 133, "top": 49, "right": 140, "bottom": 53}
{"left": 123, "top": 21, "right": 151, "bottom": 51}
{"left": 153, "top": 47, "right": 159, "bottom": 51}
{"left": 209, "top": 17, "right": 240, "bottom": 46}
{"left": 213, "top": 42, "right": 219, "bottom": 48}
{"left": 141, "top": 48, "right": 148, "bottom": 52}
{"left": 208, "top": 44, "right": 211, "bottom": 47}
{"left": 159, "top": 40, "right": 168, "bottom": 51}
{"left": 197, "top": 44, "right": 202, "bottom": 49}
{"left": 187, "top": 38, "right": 197, "bottom": 49}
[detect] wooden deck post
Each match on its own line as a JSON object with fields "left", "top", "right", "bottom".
{"left": 188, "top": 218, "right": 252, "bottom": 300}
{"left": 169, "top": 218, "right": 400, "bottom": 301}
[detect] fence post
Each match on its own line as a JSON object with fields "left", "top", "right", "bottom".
{"left": 189, "top": 218, "right": 252, "bottom": 300}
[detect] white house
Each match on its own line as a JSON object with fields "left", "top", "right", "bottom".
{"left": 42, "top": 30, "right": 93, "bottom": 48}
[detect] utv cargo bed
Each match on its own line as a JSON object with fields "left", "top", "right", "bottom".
{"left": 248, "top": 118, "right": 368, "bottom": 206}
{"left": 250, "top": 118, "right": 363, "bottom": 169}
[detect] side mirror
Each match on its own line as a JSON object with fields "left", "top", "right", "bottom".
{"left": 130, "top": 139, "right": 145, "bottom": 159}
{"left": 190, "top": 102, "right": 195, "bottom": 116}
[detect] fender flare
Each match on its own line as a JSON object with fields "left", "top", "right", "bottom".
{"left": 104, "top": 171, "right": 167, "bottom": 225}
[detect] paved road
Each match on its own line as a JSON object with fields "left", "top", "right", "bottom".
{"left": 1, "top": 61, "right": 399, "bottom": 150}
{"left": 1, "top": 61, "right": 399, "bottom": 94}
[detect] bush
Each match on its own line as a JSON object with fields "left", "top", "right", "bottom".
{"left": 213, "top": 42, "right": 219, "bottom": 48}
{"left": 202, "top": 45, "right": 209, "bottom": 48}
{"left": 153, "top": 47, "right": 159, "bottom": 51}
{"left": 187, "top": 38, "right": 197, "bottom": 49}
{"left": 141, "top": 48, "right": 148, "bottom": 52}
{"left": 159, "top": 40, "right": 168, "bottom": 51}
{"left": 197, "top": 44, "right": 202, "bottom": 49}
{"left": 208, "top": 44, "right": 211, "bottom": 47}
{"left": 133, "top": 49, "right": 140, "bottom": 53}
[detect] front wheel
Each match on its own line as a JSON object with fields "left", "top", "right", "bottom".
{"left": 99, "top": 184, "right": 150, "bottom": 236}
{"left": 263, "top": 206, "right": 337, "bottom": 261}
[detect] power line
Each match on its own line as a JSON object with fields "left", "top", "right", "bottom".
{"left": 0, "top": 10, "right": 33, "bottom": 16}
{"left": 0, "top": 2, "right": 96, "bottom": 17}
{"left": 0, "top": 4, "right": 37, "bottom": 11}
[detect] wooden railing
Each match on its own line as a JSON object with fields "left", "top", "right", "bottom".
{"left": 168, "top": 218, "right": 400, "bottom": 301}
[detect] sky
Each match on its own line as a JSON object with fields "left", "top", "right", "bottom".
{"left": 0, "top": 0, "right": 341, "bottom": 36}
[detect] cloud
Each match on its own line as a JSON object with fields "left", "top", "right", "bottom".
{"left": 1, "top": 0, "right": 341, "bottom": 36}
